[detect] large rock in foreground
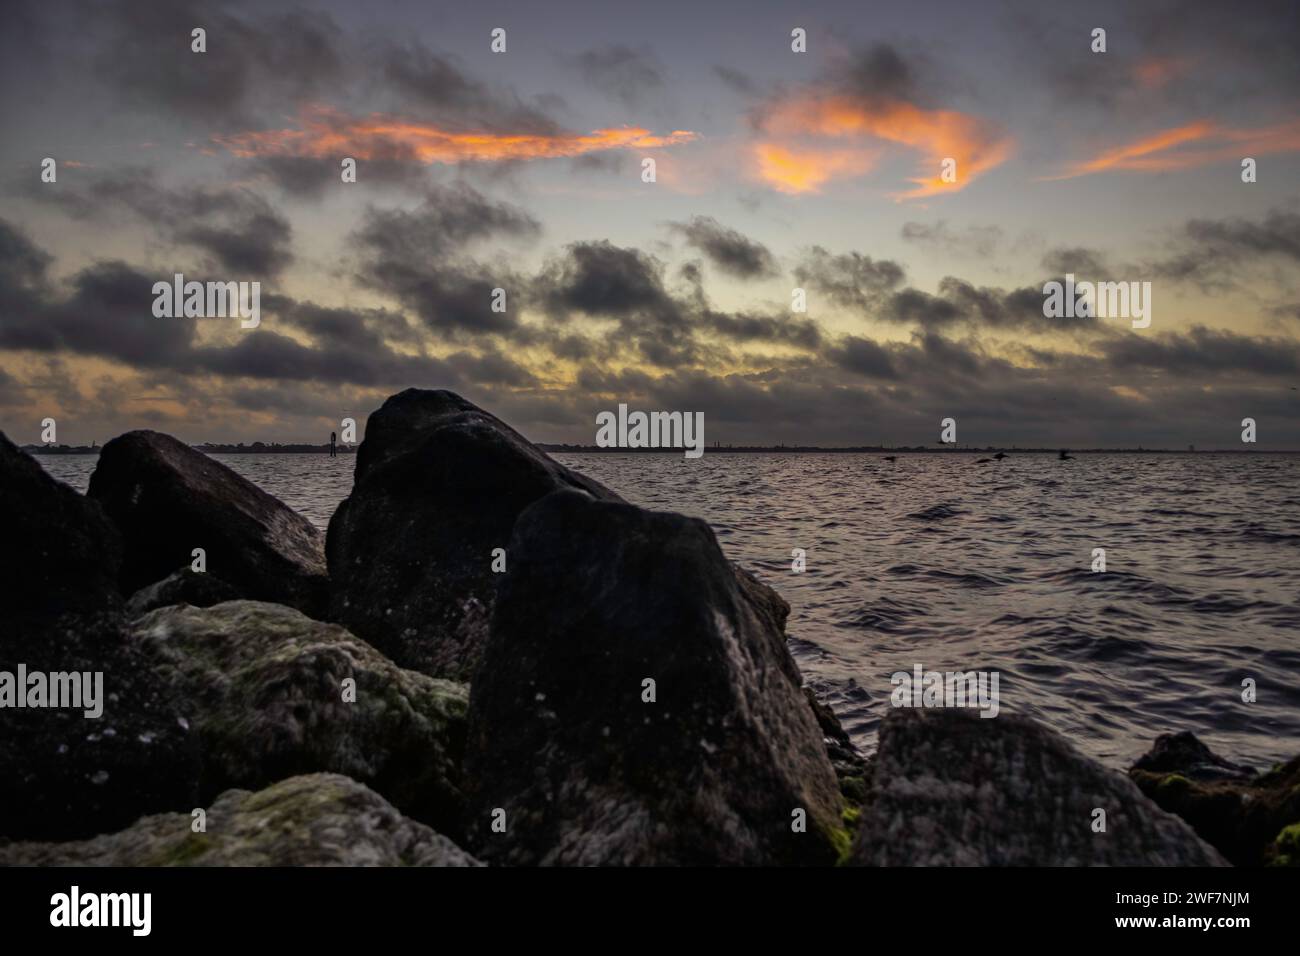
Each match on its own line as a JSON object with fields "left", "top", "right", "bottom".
{"left": 0, "top": 434, "right": 200, "bottom": 841}
{"left": 327, "top": 389, "right": 620, "bottom": 681}
{"left": 0, "top": 774, "right": 480, "bottom": 866}
{"left": 851, "top": 708, "right": 1227, "bottom": 866}
{"left": 133, "top": 601, "right": 469, "bottom": 836}
{"left": 87, "top": 431, "right": 328, "bottom": 616}
{"left": 465, "top": 488, "right": 845, "bottom": 865}
{"left": 1130, "top": 731, "right": 1300, "bottom": 866}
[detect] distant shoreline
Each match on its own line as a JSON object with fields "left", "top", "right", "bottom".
{"left": 543, "top": 446, "right": 1300, "bottom": 455}
{"left": 21, "top": 444, "right": 1300, "bottom": 455}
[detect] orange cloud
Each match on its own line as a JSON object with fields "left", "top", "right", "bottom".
{"left": 752, "top": 94, "right": 1013, "bottom": 199}
{"left": 213, "top": 105, "right": 696, "bottom": 165}
{"left": 1047, "top": 118, "right": 1300, "bottom": 180}
{"left": 753, "top": 142, "right": 879, "bottom": 194}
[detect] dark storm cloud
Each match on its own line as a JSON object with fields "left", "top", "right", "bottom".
{"left": 570, "top": 44, "right": 664, "bottom": 108}
{"left": 12, "top": 0, "right": 572, "bottom": 173}
{"left": 240, "top": 155, "right": 434, "bottom": 200}
{"left": 535, "top": 240, "right": 681, "bottom": 323}
{"left": 1152, "top": 208, "right": 1300, "bottom": 287}
{"left": 1013, "top": 0, "right": 1300, "bottom": 113}
{"left": 937, "top": 277, "right": 1091, "bottom": 331}
{"left": 353, "top": 264, "right": 524, "bottom": 339}
{"left": 745, "top": 42, "right": 941, "bottom": 135}
{"left": 1041, "top": 247, "right": 1110, "bottom": 279}
{"left": 573, "top": 364, "right": 657, "bottom": 396}
{"left": 668, "top": 216, "right": 779, "bottom": 279}
{"left": 268, "top": 298, "right": 421, "bottom": 351}
{"left": 702, "top": 310, "right": 822, "bottom": 350}
{"left": 829, "top": 330, "right": 999, "bottom": 388}
{"left": 713, "top": 66, "right": 758, "bottom": 96}
{"left": 901, "top": 221, "right": 1003, "bottom": 258}
{"left": 11, "top": 166, "right": 155, "bottom": 221}
{"left": 726, "top": 330, "right": 1171, "bottom": 446}
{"left": 883, "top": 288, "right": 964, "bottom": 329}
{"left": 567, "top": 153, "right": 630, "bottom": 176}
{"left": 794, "top": 247, "right": 906, "bottom": 312}
{"left": 828, "top": 336, "right": 898, "bottom": 379}
{"left": 1135, "top": 0, "right": 1300, "bottom": 100}
{"left": 839, "top": 44, "right": 923, "bottom": 105}
{"left": 18, "top": 169, "right": 295, "bottom": 277}
{"left": 0, "top": 218, "right": 52, "bottom": 319}
{"left": 5, "top": 212, "right": 1299, "bottom": 447}
{"left": 86, "top": 0, "right": 345, "bottom": 128}
{"left": 179, "top": 213, "right": 292, "bottom": 276}
{"left": 376, "top": 40, "right": 562, "bottom": 133}
{"left": 554, "top": 253, "right": 807, "bottom": 369}
{"left": 793, "top": 242, "right": 1093, "bottom": 333}
{"left": 0, "top": 258, "right": 197, "bottom": 365}
{"left": 445, "top": 349, "right": 538, "bottom": 388}
{"left": 188, "top": 295, "right": 534, "bottom": 390}
{"left": 353, "top": 185, "right": 540, "bottom": 261}
{"left": 0, "top": 218, "right": 535, "bottom": 393}
{"left": 1098, "top": 326, "right": 1300, "bottom": 377}
{"left": 183, "top": 303, "right": 532, "bottom": 390}
{"left": 189, "top": 331, "right": 455, "bottom": 387}
{"left": 210, "top": 381, "right": 377, "bottom": 421}
{"left": 352, "top": 185, "right": 540, "bottom": 337}
{"left": 904, "top": 331, "right": 990, "bottom": 379}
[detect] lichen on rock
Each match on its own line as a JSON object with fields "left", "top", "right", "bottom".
{"left": 133, "top": 601, "right": 469, "bottom": 836}
{"left": 0, "top": 774, "right": 480, "bottom": 867}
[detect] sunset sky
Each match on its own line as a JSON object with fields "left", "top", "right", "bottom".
{"left": 2, "top": 0, "right": 1298, "bottom": 447}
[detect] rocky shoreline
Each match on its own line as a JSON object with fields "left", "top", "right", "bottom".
{"left": 1, "top": 389, "right": 1294, "bottom": 866}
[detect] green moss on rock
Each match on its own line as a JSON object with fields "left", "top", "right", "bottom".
{"left": 1131, "top": 740, "right": 1300, "bottom": 866}
{"left": 0, "top": 774, "right": 480, "bottom": 867}
{"left": 133, "top": 601, "right": 469, "bottom": 836}
{"left": 1267, "top": 822, "right": 1300, "bottom": 867}
{"left": 1157, "top": 774, "right": 1193, "bottom": 794}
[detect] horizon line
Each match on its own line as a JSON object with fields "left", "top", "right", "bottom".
{"left": 19, "top": 442, "right": 1300, "bottom": 455}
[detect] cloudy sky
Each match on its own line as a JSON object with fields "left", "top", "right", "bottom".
{"left": 2, "top": 0, "right": 1298, "bottom": 448}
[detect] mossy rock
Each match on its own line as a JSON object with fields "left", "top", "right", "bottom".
{"left": 0, "top": 774, "right": 480, "bottom": 866}
{"left": 1266, "top": 822, "right": 1300, "bottom": 867}
{"left": 1131, "top": 736, "right": 1300, "bottom": 866}
{"left": 133, "top": 601, "right": 469, "bottom": 837}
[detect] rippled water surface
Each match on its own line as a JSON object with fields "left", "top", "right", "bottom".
{"left": 40, "top": 452, "right": 1300, "bottom": 769}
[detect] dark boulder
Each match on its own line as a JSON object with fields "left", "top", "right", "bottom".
{"left": 87, "top": 430, "right": 328, "bottom": 616}
{"left": 126, "top": 568, "right": 244, "bottom": 617}
{"left": 1, "top": 431, "right": 123, "bottom": 620}
{"left": 0, "top": 434, "right": 199, "bottom": 841}
{"left": 1129, "top": 732, "right": 1300, "bottom": 866}
{"left": 1131, "top": 731, "right": 1254, "bottom": 782}
{"left": 850, "top": 708, "right": 1226, "bottom": 866}
{"left": 465, "top": 488, "right": 846, "bottom": 866}
{"left": 326, "top": 389, "right": 620, "bottom": 681}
